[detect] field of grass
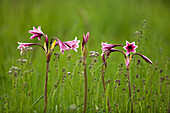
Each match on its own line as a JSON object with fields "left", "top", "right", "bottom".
{"left": 0, "top": 0, "right": 169, "bottom": 112}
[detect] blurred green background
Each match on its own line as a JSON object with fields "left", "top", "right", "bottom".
{"left": 0, "top": 0, "right": 170, "bottom": 89}
{"left": 0, "top": 0, "right": 170, "bottom": 112}
{"left": 0, "top": 0, "right": 170, "bottom": 97}
{"left": 1, "top": 0, "right": 170, "bottom": 62}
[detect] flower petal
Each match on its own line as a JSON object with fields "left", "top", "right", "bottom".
{"left": 50, "top": 40, "right": 56, "bottom": 50}
{"left": 133, "top": 53, "right": 153, "bottom": 64}
{"left": 125, "top": 57, "right": 130, "bottom": 67}
{"left": 85, "top": 32, "right": 89, "bottom": 43}
{"left": 57, "top": 39, "right": 69, "bottom": 54}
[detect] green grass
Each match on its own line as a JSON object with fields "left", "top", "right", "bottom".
{"left": 0, "top": 0, "right": 169, "bottom": 112}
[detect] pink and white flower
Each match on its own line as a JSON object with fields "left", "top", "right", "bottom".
{"left": 64, "top": 37, "right": 80, "bottom": 52}
{"left": 101, "top": 41, "right": 152, "bottom": 69}
{"left": 18, "top": 42, "right": 43, "bottom": 54}
{"left": 101, "top": 42, "right": 123, "bottom": 55}
{"left": 57, "top": 39, "right": 69, "bottom": 54}
{"left": 123, "top": 41, "right": 138, "bottom": 56}
{"left": 19, "top": 26, "right": 80, "bottom": 55}
{"left": 29, "top": 26, "right": 44, "bottom": 40}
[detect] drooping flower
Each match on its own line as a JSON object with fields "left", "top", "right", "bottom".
{"left": 64, "top": 37, "right": 80, "bottom": 52}
{"left": 101, "top": 42, "right": 123, "bottom": 53}
{"left": 29, "top": 26, "right": 44, "bottom": 40}
{"left": 17, "top": 42, "right": 44, "bottom": 54}
{"left": 123, "top": 41, "right": 138, "bottom": 56}
{"left": 101, "top": 42, "right": 123, "bottom": 68}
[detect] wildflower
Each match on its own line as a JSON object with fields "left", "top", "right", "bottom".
{"left": 18, "top": 42, "right": 44, "bottom": 55}
{"left": 101, "top": 41, "right": 152, "bottom": 69}
{"left": 64, "top": 37, "right": 80, "bottom": 52}
{"left": 101, "top": 43, "right": 123, "bottom": 68}
{"left": 18, "top": 27, "right": 80, "bottom": 56}
{"left": 101, "top": 40, "right": 153, "bottom": 113}
{"left": 123, "top": 41, "right": 138, "bottom": 56}
{"left": 17, "top": 26, "right": 80, "bottom": 113}
{"left": 101, "top": 42, "right": 123, "bottom": 53}
{"left": 29, "top": 26, "right": 44, "bottom": 40}
{"left": 56, "top": 39, "right": 69, "bottom": 54}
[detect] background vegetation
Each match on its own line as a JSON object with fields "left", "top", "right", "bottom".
{"left": 0, "top": 0, "right": 169, "bottom": 112}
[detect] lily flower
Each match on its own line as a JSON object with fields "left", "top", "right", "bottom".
{"left": 56, "top": 39, "right": 69, "bottom": 54}
{"left": 101, "top": 42, "right": 123, "bottom": 53}
{"left": 101, "top": 42, "right": 123, "bottom": 68}
{"left": 29, "top": 26, "right": 44, "bottom": 40}
{"left": 17, "top": 42, "right": 44, "bottom": 54}
{"left": 64, "top": 37, "right": 80, "bottom": 52}
{"left": 123, "top": 41, "right": 138, "bottom": 56}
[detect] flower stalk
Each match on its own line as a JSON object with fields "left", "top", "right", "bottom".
{"left": 127, "top": 68, "right": 133, "bottom": 113}
{"left": 83, "top": 62, "right": 87, "bottom": 113}
{"left": 81, "top": 32, "right": 89, "bottom": 113}
{"left": 44, "top": 61, "right": 49, "bottom": 113}
{"left": 101, "top": 65, "right": 106, "bottom": 92}
{"left": 101, "top": 65, "right": 111, "bottom": 112}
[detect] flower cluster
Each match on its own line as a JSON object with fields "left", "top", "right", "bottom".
{"left": 101, "top": 41, "right": 152, "bottom": 69}
{"left": 18, "top": 26, "right": 80, "bottom": 59}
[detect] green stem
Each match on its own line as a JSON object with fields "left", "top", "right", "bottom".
{"left": 127, "top": 69, "right": 133, "bottom": 113}
{"left": 31, "top": 94, "right": 44, "bottom": 107}
{"left": 83, "top": 63, "right": 87, "bottom": 113}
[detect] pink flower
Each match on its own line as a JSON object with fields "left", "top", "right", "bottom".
{"left": 57, "top": 39, "right": 69, "bottom": 54}
{"left": 18, "top": 42, "right": 43, "bottom": 54}
{"left": 29, "top": 26, "right": 44, "bottom": 40}
{"left": 101, "top": 40, "right": 152, "bottom": 69}
{"left": 101, "top": 42, "right": 123, "bottom": 54}
{"left": 123, "top": 41, "right": 138, "bottom": 56}
{"left": 64, "top": 37, "right": 80, "bottom": 52}
{"left": 132, "top": 53, "right": 153, "bottom": 64}
{"left": 82, "top": 32, "right": 89, "bottom": 51}
{"left": 101, "top": 42, "right": 123, "bottom": 67}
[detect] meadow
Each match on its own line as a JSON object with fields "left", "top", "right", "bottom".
{"left": 0, "top": 0, "right": 169, "bottom": 112}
